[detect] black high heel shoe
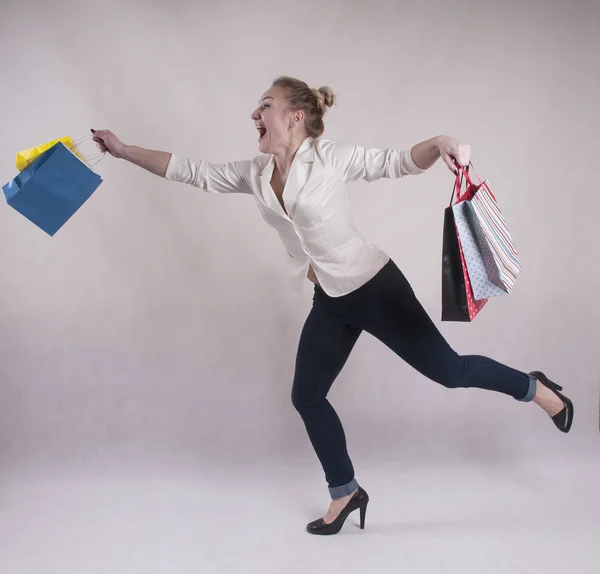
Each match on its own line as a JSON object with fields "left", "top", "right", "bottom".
{"left": 529, "top": 371, "right": 574, "bottom": 433}
{"left": 306, "top": 486, "right": 369, "bottom": 536}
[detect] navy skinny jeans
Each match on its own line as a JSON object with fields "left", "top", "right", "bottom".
{"left": 291, "top": 259, "right": 536, "bottom": 499}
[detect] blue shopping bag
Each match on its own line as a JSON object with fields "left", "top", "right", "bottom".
{"left": 2, "top": 142, "right": 102, "bottom": 236}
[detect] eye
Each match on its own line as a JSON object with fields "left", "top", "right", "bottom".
{"left": 262, "top": 103, "right": 270, "bottom": 110}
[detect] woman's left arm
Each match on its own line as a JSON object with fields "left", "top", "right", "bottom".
{"left": 410, "top": 135, "right": 471, "bottom": 173}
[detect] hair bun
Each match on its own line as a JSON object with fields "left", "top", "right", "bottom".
{"left": 312, "top": 86, "right": 336, "bottom": 114}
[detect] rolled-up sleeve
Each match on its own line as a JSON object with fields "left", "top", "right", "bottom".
{"left": 165, "top": 154, "right": 253, "bottom": 194}
{"left": 318, "top": 139, "right": 425, "bottom": 183}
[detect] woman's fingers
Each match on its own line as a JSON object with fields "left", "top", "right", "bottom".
{"left": 442, "top": 152, "right": 458, "bottom": 174}
{"left": 90, "top": 129, "right": 111, "bottom": 153}
{"left": 89, "top": 129, "right": 125, "bottom": 158}
{"left": 91, "top": 128, "right": 108, "bottom": 142}
{"left": 452, "top": 143, "right": 471, "bottom": 167}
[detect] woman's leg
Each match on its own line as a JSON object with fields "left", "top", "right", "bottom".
{"left": 291, "top": 292, "right": 362, "bottom": 500}
{"left": 356, "top": 261, "right": 536, "bottom": 400}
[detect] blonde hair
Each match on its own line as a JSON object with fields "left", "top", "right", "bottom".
{"left": 272, "top": 76, "right": 336, "bottom": 138}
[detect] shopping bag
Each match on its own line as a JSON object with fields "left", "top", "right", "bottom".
{"left": 453, "top": 165, "right": 521, "bottom": 300}
{"left": 3, "top": 142, "right": 102, "bottom": 236}
{"left": 452, "top": 169, "right": 508, "bottom": 301}
{"left": 16, "top": 136, "right": 83, "bottom": 171}
{"left": 470, "top": 176, "right": 521, "bottom": 294}
{"left": 441, "top": 171, "right": 487, "bottom": 322}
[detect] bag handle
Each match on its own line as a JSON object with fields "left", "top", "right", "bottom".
{"left": 69, "top": 135, "right": 106, "bottom": 170}
{"left": 449, "top": 164, "right": 470, "bottom": 205}
{"left": 449, "top": 161, "right": 482, "bottom": 205}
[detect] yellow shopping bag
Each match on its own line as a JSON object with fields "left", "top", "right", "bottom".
{"left": 16, "top": 136, "right": 84, "bottom": 171}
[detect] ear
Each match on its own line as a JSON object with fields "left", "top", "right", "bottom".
{"left": 289, "top": 109, "right": 305, "bottom": 130}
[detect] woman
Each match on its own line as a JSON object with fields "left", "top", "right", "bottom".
{"left": 92, "top": 76, "right": 573, "bottom": 536}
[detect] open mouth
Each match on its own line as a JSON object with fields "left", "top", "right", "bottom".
{"left": 257, "top": 127, "right": 267, "bottom": 141}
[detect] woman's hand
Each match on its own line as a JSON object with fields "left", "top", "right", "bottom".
{"left": 435, "top": 135, "right": 471, "bottom": 173}
{"left": 90, "top": 129, "right": 127, "bottom": 159}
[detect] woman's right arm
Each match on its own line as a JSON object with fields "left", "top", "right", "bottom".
{"left": 90, "top": 129, "right": 253, "bottom": 194}
{"left": 121, "top": 145, "right": 171, "bottom": 177}
{"left": 91, "top": 129, "right": 171, "bottom": 177}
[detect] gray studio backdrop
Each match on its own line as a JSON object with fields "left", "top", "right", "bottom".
{"left": 1, "top": 0, "right": 598, "bottom": 478}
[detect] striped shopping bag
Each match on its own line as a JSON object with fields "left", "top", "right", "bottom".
{"left": 455, "top": 165, "right": 521, "bottom": 299}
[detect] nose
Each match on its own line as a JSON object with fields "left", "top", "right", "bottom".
{"left": 251, "top": 107, "right": 261, "bottom": 121}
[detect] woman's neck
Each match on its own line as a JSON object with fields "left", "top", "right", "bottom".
{"left": 273, "top": 134, "right": 309, "bottom": 176}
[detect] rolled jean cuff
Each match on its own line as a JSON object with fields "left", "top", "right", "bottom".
{"left": 329, "top": 478, "right": 359, "bottom": 500}
{"left": 517, "top": 374, "right": 537, "bottom": 402}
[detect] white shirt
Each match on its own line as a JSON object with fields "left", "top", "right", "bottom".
{"left": 165, "top": 136, "right": 425, "bottom": 297}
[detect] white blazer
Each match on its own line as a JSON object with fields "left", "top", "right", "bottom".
{"left": 165, "top": 136, "right": 425, "bottom": 297}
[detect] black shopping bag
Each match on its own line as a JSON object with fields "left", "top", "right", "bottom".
{"left": 441, "top": 173, "right": 487, "bottom": 322}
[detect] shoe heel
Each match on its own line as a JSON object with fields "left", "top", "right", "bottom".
{"left": 531, "top": 371, "right": 563, "bottom": 392}
{"left": 359, "top": 502, "right": 367, "bottom": 529}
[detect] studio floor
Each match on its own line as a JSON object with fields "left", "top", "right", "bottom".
{"left": 2, "top": 458, "right": 599, "bottom": 574}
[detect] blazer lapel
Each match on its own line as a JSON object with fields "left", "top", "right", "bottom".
{"left": 282, "top": 137, "right": 314, "bottom": 218}
{"left": 258, "top": 155, "right": 282, "bottom": 216}
{"left": 257, "top": 137, "right": 315, "bottom": 221}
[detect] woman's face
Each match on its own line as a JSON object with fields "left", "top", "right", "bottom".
{"left": 251, "top": 86, "right": 299, "bottom": 154}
